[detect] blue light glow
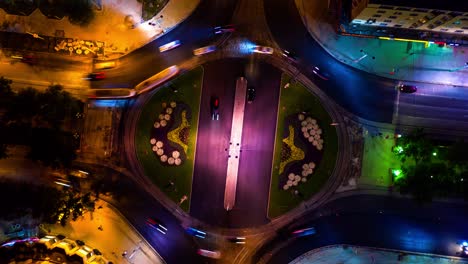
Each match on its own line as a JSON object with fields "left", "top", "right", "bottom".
{"left": 91, "top": 100, "right": 119, "bottom": 108}
{"left": 238, "top": 39, "right": 256, "bottom": 55}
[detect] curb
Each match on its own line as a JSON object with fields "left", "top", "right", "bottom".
{"left": 294, "top": 0, "right": 468, "bottom": 88}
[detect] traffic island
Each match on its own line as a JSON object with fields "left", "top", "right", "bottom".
{"left": 268, "top": 74, "right": 338, "bottom": 218}
{"left": 134, "top": 67, "right": 203, "bottom": 212}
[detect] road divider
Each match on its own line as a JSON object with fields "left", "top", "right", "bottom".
{"left": 134, "top": 65, "right": 179, "bottom": 95}
{"left": 87, "top": 65, "right": 179, "bottom": 99}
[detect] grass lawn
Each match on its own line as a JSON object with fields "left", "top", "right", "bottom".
{"left": 140, "top": 0, "right": 169, "bottom": 21}
{"left": 360, "top": 132, "right": 401, "bottom": 187}
{"left": 268, "top": 74, "right": 338, "bottom": 219}
{"left": 134, "top": 67, "right": 203, "bottom": 212}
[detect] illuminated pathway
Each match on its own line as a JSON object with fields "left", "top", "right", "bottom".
{"left": 224, "top": 77, "right": 248, "bottom": 210}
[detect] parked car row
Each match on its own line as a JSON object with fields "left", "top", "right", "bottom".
{"left": 0, "top": 235, "right": 110, "bottom": 264}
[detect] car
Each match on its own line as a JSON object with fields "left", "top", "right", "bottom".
{"left": 247, "top": 86, "right": 256, "bottom": 103}
{"left": 282, "top": 50, "right": 298, "bottom": 60}
{"left": 211, "top": 96, "right": 220, "bottom": 120}
{"left": 146, "top": 218, "right": 168, "bottom": 234}
{"left": 252, "top": 45, "right": 274, "bottom": 54}
{"left": 86, "top": 72, "right": 106, "bottom": 81}
{"left": 291, "top": 227, "right": 316, "bottom": 237}
{"left": 397, "top": 84, "right": 417, "bottom": 93}
{"left": 227, "top": 237, "right": 246, "bottom": 244}
{"left": 186, "top": 227, "right": 206, "bottom": 238}
{"left": 197, "top": 249, "right": 221, "bottom": 259}
{"left": 159, "top": 40, "right": 181, "bottom": 53}
{"left": 461, "top": 241, "right": 468, "bottom": 255}
{"left": 214, "top": 25, "right": 235, "bottom": 34}
{"left": 311, "top": 66, "right": 329, "bottom": 80}
{"left": 53, "top": 177, "right": 72, "bottom": 188}
{"left": 21, "top": 55, "right": 37, "bottom": 64}
{"left": 193, "top": 45, "right": 216, "bottom": 56}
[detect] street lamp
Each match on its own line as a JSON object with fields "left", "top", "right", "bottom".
{"left": 26, "top": 32, "right": 44, "bottom": 40}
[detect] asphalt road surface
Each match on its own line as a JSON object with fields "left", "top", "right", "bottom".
{"left": 190, "top": 59, "right": 280, "bottom": 228}
{"left": 92, "top": 0, "right": 238, "bottom": 89}
{"left": 75, "top": 163, "right": 205, "bottom": 264}
{"left": 264, "top": 0, "right": 468, "bottom": 135}
{"left": 253, "top": 194, "right": 468, "bottom": 264}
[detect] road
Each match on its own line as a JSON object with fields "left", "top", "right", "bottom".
{"left": 190, "top": 58, "right": 280, "bottom": 228}
{"left": 73, "top": 162, "right": 206, "bottom": 264}
{"left": 253, "top": 194, "right": 468, "bottom": 264}
{"left": 91, "top": 0, "right": 238, "bottom": 89}
{"left": 263, "top": 0, "right": 468, "bottom": 135}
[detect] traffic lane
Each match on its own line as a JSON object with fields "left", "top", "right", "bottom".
{"left": 260, "top": 195, "right": 468, "bottom": 263}
{"left": 231, "top": 62, "right": 281, "bottom": 228}
{"left": 76, "top": 163, "right": 203, "bottom": 264}
{"left": 190, "top": 59, "right": 246, "bottom": 226}
{"left": 92, "top": 0, "right": 238, "bottom": 89}
{"left": 264, "top": 0, "right": 396, "bottom": 122}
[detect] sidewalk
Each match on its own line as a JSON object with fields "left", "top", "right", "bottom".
{"left": 291, "top": 245, "right": 468, "bottom": 264}
{"left": 0, "top": 0, "right": 200, "bottom": 59}
{"left": 0, "top": 148, "right": 164, "bottom": 264}
{"left": 295, "top": 0, "right": 468, "bottom": 87}
{"left": 46, "top": 200, "right": 165, "bottom": 264}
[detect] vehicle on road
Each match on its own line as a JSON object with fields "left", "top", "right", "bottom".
{"left": 86, "top": 72, "right": 105, "bottom": 81}
{"left": 397, "top": 84, "right": 417, "bottom": 93}
{"left": 227, "top": 237, "right": 246, "bottom": 244}
{"left": 252, "top": 45, "right": 274, "bottom": 54}
{"left": 247, "top": 86, "right": 256, "bottom": 103}
{"left": 291, "top": 227, "right": 316, "bottom": 237}
{"left": 53, "top": 177, "right": 72, "bottom": 188}
{"left": 12, "top": 54, "right": 37, "bottom": 64}
{"left": 282, "top": 50, "right": 298, "bottom": 60}
{"left": 211, "top": 96, "right": 220, "bottom": 121}
{"left": 311, "top": 66, "right": 329, "bottom": 80}
{"left": 186, "top": 227, "right": 206, "bottom": 239}
{"left": 193, "top": 45, "right": 216, "bottom": 56}
{"left": 214, "top": 25, "right": 235, "bottom": 34}
{"left": 146, "top": 217, "right": 168, "bottom": 234}
{"left": 93, "top": 60, "right": 116, "bottom": 70}
{"left": 197, "top": 249, "right": 221, "bottom": 259}
{"left": 159, "top": 40, "right": 181, "bottom": 53}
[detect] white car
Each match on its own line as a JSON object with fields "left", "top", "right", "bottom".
{"left": 159, "top": 40, "right": 181, "bottom": 53}
{"left": 252, "top": 45, "right": 273, "bottom": 54}
{"left": 193, "top": 45, "right": 216, "bottom": 56}
{"left": 197, "top": 249, "right": 221, "bottom": 259}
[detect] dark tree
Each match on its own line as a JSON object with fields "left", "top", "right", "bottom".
{"left": 65, "top": 1, "right": 95, "bottom": 26}
{"left": 394, "top": 128, "right": 434, "bottom": 164}
{"left": 0, "top": 77, "right": 14, "bottom": 110}
{"left": 28, "top": 128, "right": 76, "bottom": 168}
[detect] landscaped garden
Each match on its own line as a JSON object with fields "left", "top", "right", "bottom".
{"left": 134, "top": 67, "right": 203, "bottom": 212}
{"left": 268, "top": 74, "right": 338, "bottom": 218}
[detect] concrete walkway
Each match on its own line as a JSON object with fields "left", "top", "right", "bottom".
{"left": 0, "top": 0, "right": 200, "bottom": 58}
{"left": 295, "top": 0, "right": 468, "bottom": 87}
{"left": 291, "top": 245, "right": 468, "bottom": 264}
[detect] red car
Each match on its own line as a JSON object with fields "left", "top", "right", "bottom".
{"left": 87, "top": 72, "right": 106, "bottom": 81}
{"left": 397, "top": 84, "right": 417, "bottom": 93}
{"left": 146, "top": 217, "right": 167, "bottom": 234}
{"left": 214, "top": 25, "right": 235, "bottom": 34}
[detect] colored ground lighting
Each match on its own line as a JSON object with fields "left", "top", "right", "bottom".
{"left": 392, "top": 169, "right": 404, "bottom": 181}
{"left": 394, "top": 146, "right": 404, "bottom": 154}
{"left": 432, "top": 152, "right": 437, "bottom": 156}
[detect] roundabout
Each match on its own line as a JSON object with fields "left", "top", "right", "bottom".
{"left": 125, "top": 57, "right": 343, "bottom": 229}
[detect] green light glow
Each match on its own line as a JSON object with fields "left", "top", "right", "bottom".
{"left": 392, "top": 169, "right": 404, "bottom": 181}
{"left": 394, "top": 146, "right": 404, "bottom": 154}
{"left": 432, "top": 152, "right": 437, "bottom": 156}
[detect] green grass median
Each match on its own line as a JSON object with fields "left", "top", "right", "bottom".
{"left": 134, "top": 67, "right": 203, "bottom": 212}
{"left": 268, "top": 74, "right": 338, "bottom": 218}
